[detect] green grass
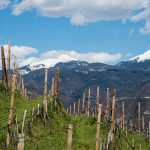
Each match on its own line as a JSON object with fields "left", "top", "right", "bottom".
{"left": 0, "top": 85, "right": 149, "bottom": 150}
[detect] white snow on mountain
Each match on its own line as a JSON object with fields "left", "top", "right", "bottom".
{"left": 130, "top": 49, "right": 150, "bottom": 62}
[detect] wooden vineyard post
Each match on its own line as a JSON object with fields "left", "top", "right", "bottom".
{"left": 142, "top": 116, "right": 145, "bottom": 132}
{"left": 111, "top": 96, "right": 116, "bottom": 130}
{"left": 7, "top": 39, "right": 11, "bottom": 88}
{"left": 70, "top": 105, "right": 72, "bottom": 115}
{"left": 73, "top": 102, "right": 76, "bottom": 115}
{"left": 122, "top": 102, "right": 125, "bottom": 130}
{"left": 15, "top": 116, "right": 19, "bottom": 136}
{"left": 95, "top": 104, "right": 102, "bottom": 150}
{"left": 87, "top": 88, "right": 91, "bottom": 117}
{"left": 130, "top": 119, "right": 133, "bottom": 131}
{"left": 132, "top": 139, "right": 135, "bottom": 150}
{"left": 67, "top": 124, "right": 73, "bottom": 150}
{"left": 43, "top": 69, "right": 48, "bottom": 122}
{"left": 37, "top": 104, "right": 40, "bottom": 115}
{"left": 22, "top": 110, "right": 27, "bottom": 134}
{"left": 96, "top": 87, "right": 100, "bottom": 107}
{"left": 55, "top": 67, "right": 60, "bottom": 105}
{"left": 82, "top": 93, "right": 85, "bottom": 115}
{"left": 21, "top": 78, "right": 24, "bottom": 96}
{"left": 24, "top": 88, "right": 26, "bottom": 99}
{"left": 1, "top": 46, "right": 8, "bottom": 90}
{"left": 6, "top": 75, "right": 16, "bottom": 146}
{"left": 17, "top": 110, "right": 27, "bottom": 150}
{"left": 138, "top": 102, "right": 141, "bottom": 134}
{"left": 13, "top": 56, "right": 16, "bottom": 75}
{"left": 19, "top": 74, "right": 22, "bottom": 92}
{"left": 112, "top": 89, "right": 116, "bottom": 98}
{"left": 77, "top": 99, "right": 80, "bottom": 115}
{"left": 16, "top": 64, "right": 19, "bottom": 90}
{"left": 106, "top": 88, "right": 110, "bottom": 120}
{"left": 51, "top": 78, "right": 55, "bottom": 99}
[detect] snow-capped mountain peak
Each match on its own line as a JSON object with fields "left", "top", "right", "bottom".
{"left": 130, "top": 50, "right": 150, "bottom": 62}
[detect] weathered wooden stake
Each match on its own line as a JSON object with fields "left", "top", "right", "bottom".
{"left": 67, "top": 124, "right": 73, "bottom": 150}
{"left": 96, "top": 87, "right": 100, "bottom": 106}
{"left": 138, "top": 102, "right": 141, "bottom": 134}
{"left": 51, "top": 77, "right": 55, "bottom": 98}
{"left": 43, "top": 69, "right": 48, "bottom": 122}
{"left": 139, "top": 144, "right": 142, "bottom": 150}
{"left": 6, "top": 75, "right": 16, "bottom": 146}
{"left": 73, "top": 102, "right": 76, "bottom": 115}
{"left": 70, "top": 105, "right": 72, "bottom": 115}
{"left": 111, "top": 96, "right": 116, "bottom": 129}
{"left": 17, "top": 134, "right": 25, "bottom": 150}
{"left": 130, "top": 119, "right": 133, "bottom": 131}
{"left": 13, "top": 56, "right": 16, "bottom": 75}
{"left": 142, "top": 116, "right": 145, "bottom": 132}
{"left": 95, "top": 104, "right": 102, "bottom": 150}
{"left": 37, "top": 104, "right": 40, "bottom": 115}
{"left": 87, "top": 88, "right": 91, "bottom": 117}
{"left": 82, "top": 93, "right": 85, "bottom": 115}
{"left": 24, "top": 88, "right": 27, "bottom": 99}
{"left": 78, "top": 99, "right": 80, "bottom": 115}
{"left": 132, "top": 139, "right": 135, "bottom": 149}
{"left": 17, "top": 110, "right": 27, "bottom": 150}
{"left": 15, "top": 116, "right": 18, "bottom": 135}
{"left": 55, "top": 67, "right": 60, "bottom": 104}
{"left": 21, "top": 78, "right": 24, "bottom": 96}
{"left": 125, "top": 126, "right": 128, "bottom": 138}
{"left": 19, "top": 73, "right": 22, "bottom": 91}
{"left": 7, "top": 39, "right": 11, "bottom": 88}
{"left": 1, "top": 46, "right": 8, "bottom": 90}
{"left": 22, "top": 110, "right": 27, "bottom": 134}
{"left": 106, "top": 88, "right": 110, "bottom": 120}
{"left": 122, "top": 102, "right": 125, "bottom": 130}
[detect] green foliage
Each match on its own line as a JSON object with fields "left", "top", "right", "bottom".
{"left": 0, "top": 85, "right": 149, "bottom": 150}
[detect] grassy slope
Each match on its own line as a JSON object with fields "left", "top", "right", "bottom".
{"left": 0, "top": 85, "right": 149, "bottom": 150}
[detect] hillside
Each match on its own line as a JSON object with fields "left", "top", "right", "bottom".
{"left": 0, "top": 84, "right": 149, "bottom": 150}
{"left": 21, "top": 61, "right": 150, "bottom": 106}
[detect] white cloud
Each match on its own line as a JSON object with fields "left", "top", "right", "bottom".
{"left": 1, "top": 0, "right": 150, "bottom": 34}
{"left": 1, "top": 45, "right": 38, "bottom": 67}
{"left": 3, "top": 45, "right": 38, "bottom": 58}
{"left": 130, "top": 5, "right": 150, "bottom": 34}
{"left": 38, "top": 50, "right": 122, "bottom": 67}
{"left": 0, "top": 45, "right": 122, "bottom": 67}
{"left": 0, "top": 0, "right": 10, "bottom": 10}
{"left": 12, "top": 0, "right": 148, "bottom": 25}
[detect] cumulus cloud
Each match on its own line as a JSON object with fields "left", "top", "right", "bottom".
{"left": 38, "top": 50, "right": 122, "bottom": 67}
{"left": 0, "top": 0, "right": 10, "bottom": 10}
{"left": 1, "top": 45, "right": 38, "bottom": 67}
{"left": 0, "top": 45, "right": 122, "bottom": 67}
{"left": 12, "top": 0, "right": 148, "bottom": 25}
{"left": 130, "top": 5, "right": 150, "bottom": 34}
{"left": 1, "top": 0, "right": 150, "bottom": 34}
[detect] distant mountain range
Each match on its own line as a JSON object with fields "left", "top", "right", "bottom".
{"left": 17, "top": 50, "right": 150, "bottom": 106}
{"left": 0, "top": 49, "right": 149, "bottom": 105}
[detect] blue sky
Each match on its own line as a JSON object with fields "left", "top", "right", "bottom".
{"left": 0, "top": 0, "right": 150, "bottom": 66}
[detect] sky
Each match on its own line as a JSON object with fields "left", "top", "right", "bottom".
{"left": 0, "top": 0, "right": 150, "bottom": 67}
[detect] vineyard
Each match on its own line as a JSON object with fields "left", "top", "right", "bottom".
{"left": 0, "top": 44, "right": 150, "bottom": 150}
